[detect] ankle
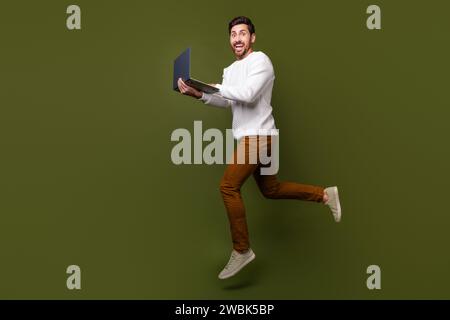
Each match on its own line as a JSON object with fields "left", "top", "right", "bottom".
{"left": 323, "top": 191, "right": 328, "bottom": 203}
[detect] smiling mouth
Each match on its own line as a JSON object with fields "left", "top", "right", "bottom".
{"left": 234, "top": 44, "right": 244, "bottom": 50}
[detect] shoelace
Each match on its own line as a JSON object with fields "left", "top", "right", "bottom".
{"left": 224, "top": 252, "right": 239, "bottom": 270}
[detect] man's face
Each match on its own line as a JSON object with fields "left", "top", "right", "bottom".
{"left": 229, "top": 24, "right": 256, "bottom": 59}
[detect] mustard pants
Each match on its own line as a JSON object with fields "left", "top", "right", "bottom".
{"left": 220, "top": 135, "right": 325, "bottom": 253}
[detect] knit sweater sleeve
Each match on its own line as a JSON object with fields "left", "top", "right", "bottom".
{"left": 198, "top": 92, "right": 232, "bottom": 108}
{"left": 197, "top": 67, "right": 232, "bottom": 108}
{"left": 218, "top": 54, "right": 274, "bottom": 104}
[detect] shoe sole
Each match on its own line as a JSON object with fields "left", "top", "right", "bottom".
{"left": 218, "top": 251, "right": 256, "bottom": 280}
{"left": 331, "top": 187, "right": 342, "bottom": 222}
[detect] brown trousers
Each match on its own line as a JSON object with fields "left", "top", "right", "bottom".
{"left": 220, "top": 135, "right": 325, "bottom": 253}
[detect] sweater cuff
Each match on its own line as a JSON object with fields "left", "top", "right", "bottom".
{"left": 198, "top": 92, "right": 210, "bottom": 102}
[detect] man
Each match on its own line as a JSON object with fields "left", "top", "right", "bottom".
{"left": 177, "top": 16, "right": 342, "bottom": 279}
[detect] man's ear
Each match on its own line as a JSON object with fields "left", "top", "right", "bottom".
{"left": 251, "top": 33, "right": 256, "bottom": 44}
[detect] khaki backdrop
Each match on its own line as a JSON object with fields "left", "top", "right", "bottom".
{"left": 0, "top": 0, "right": 449, "bottom": 299}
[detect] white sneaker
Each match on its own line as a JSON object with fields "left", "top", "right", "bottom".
{"left": 324, "top": 186, "right": 342, "bottom": 222}
{"left": 218, "top": 249, "right": 255, "bottom": 280}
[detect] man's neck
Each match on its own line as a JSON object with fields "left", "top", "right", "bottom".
{"left": 235, "top": 48, "right": 254, "bottom": 61}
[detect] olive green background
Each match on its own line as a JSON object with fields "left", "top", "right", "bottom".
{"left": 0, "top": 0, "right": 449, "bottom": 299}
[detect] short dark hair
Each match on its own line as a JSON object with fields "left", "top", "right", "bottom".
{"left": 228, "top": 16, "right": 255, "bottom": 34}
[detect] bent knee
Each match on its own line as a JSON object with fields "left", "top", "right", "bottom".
{"left": 260, "top": 186, "right": 280, "bottom": 199}
{"left": 219, "top": 179, "right": 239, "bottom": 195}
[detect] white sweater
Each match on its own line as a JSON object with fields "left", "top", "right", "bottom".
{"left": 199, "top": 51, "right": 278, "bottom": 140}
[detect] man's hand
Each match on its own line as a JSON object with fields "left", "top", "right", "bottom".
{"left": 177, "top": 78, "right": 203, "bottom": 99}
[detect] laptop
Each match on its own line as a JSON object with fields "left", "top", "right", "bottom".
{"left": 173, "top": 48, "right": 219, "bottom": 94}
